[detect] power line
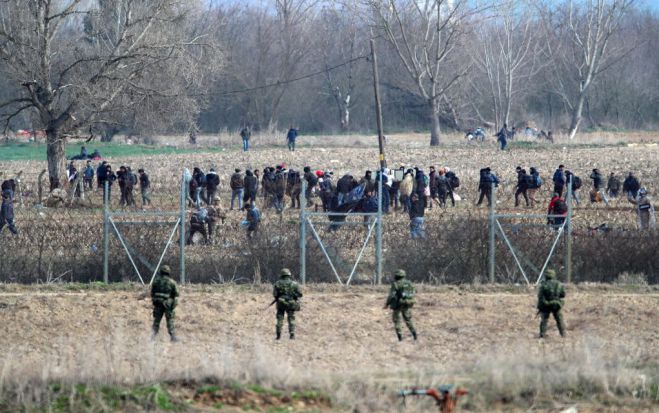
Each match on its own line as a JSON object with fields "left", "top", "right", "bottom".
{"left": 196, "top": 55, "right": 369, "bottom": 97}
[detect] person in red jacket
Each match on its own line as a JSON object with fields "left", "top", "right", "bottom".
{"left": 547, "top": 193, "right": 567, "bottom": 229}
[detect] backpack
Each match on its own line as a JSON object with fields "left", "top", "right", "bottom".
{"left": 396, "top": 281, "right": 416, "bottom": 307}
{"left": 447, "top": 172, "right": 460, "bottom": 189}
{"left": 307, "top": 173, "right": 318, "bottom": 188}
{"left": 553, "top": 199, "right": 567, "bottom": 215}
{"left": 275, "top": 173, "right": 286, "bottom": 191}
{"left": 346, "top": 184, "right": 365, "bottom": 204}
{"left": 288, "top": 170, "right": 300, "bottom": 185}
{"left": 533, "top": 175, "right": 543, "bottom": 188}
{"left": 191, "top": 208, "right": 208, "bottom": 224}
{"left": 249, "top": 207, "right": 261, "bottom": 222}
{"left": 422, "top": 175, "right": 429, "bottom": 187}
{"left": 572, "top": 176, "right": 582, "bottom": 190}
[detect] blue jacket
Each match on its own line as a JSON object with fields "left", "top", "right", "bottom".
{"left": 553, "top": 169, "right": 565, "bottom": 186}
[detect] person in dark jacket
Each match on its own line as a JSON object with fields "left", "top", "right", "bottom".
{"left": 192, "top": 167, "right": 206, "bottom": 208}
{"left": 286, "top": 127, "right": 298, "bottom": 151}
{"left": 409, "top": 193, "right": 426, "bottom": 239}
{"left": 104, "top": 165, "right": 116, "bottom": 202}
{"left": 360, "top": 170, "right": 375, "bottom": 194}
{"left": 240, "top": 126, "right": 251, "bottom": 152}
{"left": 205, "top": 168, "right": 220, "bottom": 206}
{"left": 336, "top": 174, "right": 356, "bottom": 206}
{"left": 83, "top": 161, "right": 94, "bottom": 190}
{"left": 243, "top": 169, "right": 258, "bottom": 207}
{"left": 117, "top": 166, "right": 128, "bottom": 206}
{"left": 552, "top": 165, "right": 566, "bottom": 197}
{"left": 606, "top": 172, "right": 621, "bottom": 199}
{"left": 138, "top": 168, "right": 151, "bottom": 208}
{"left": 230, "top": 168, "right": 244, "bottom": 210}
{"left": 96, "top": 161, "right": 108, "bottom": 190}
{"left": 477, "top": 167, "right": 499, "bottom": 207}
{"left": 623, "top": 172, "right": 640, "bottom": 200}
{"left": 589, "top": 168, "right": 609, "bottom": 206}
{"left": 515, "top": 167, "right": 530, "bottom": 207}
{"left": 496, "top": 123, "right": 509, "bottom": 150}
{"left": 0, "top": 189, "right": 18, "bottom": 235}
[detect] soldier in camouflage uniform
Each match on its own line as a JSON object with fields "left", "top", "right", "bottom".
{"left": 537, "top": 269, "right": 566, "bottom": 338}
{"left": 273, "top": 268, "right": 303, "bottom": 340}
{"left": 384, "top": 269, "right": 417, "bottom": 341}
{"left": 151, "top": 265, "right": 179, "bottom": 342}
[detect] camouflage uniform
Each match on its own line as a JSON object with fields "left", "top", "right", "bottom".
{"left": 273, "top": 268, "right": 303, "bottom": 340}
{"left": 537, "top": 269, "right": 566, "bottom": 338}
{"left": 385, "top": 269, "right": 417, "bottom": 341}
{"left": 151, "top": 265, "right": 179, "bottom": 341}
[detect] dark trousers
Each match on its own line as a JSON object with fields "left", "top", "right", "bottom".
{"left": 554, "top": 184, "right": 564, "bottom": 197}
{"left": 0, "top": 215, "right": 18, "bottom": 234}
{"left": 477, "top": 189, "right": 492, "bottom": 206}
{"left": 515, "top": 188, "right": 529, "bottom": 207}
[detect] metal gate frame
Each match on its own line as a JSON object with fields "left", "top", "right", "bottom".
{"left": 102, "top": 171, "right": 186, "bottom": 284}
{"left": 488, "top": 180, "right": 574, "bottom": 284}
{"left": 299, "top": 177, "right": 384, "bottom": 285}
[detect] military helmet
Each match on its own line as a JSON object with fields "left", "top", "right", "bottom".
{"left": 160, "top": 265, "right": 171, "bottom": 276}
{"left": 394, "top": 269, "right": 406, "bottom": 279}
{"left": 280, "top": 268, "right": 292, "bottom": 277}
{"left": 545, "top": 269, "right": 556, "bottom": 279}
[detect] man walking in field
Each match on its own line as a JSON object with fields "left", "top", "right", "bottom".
{"left": 384, "top": 269, "right": 417, "bottom": 341}
{"left": 151, "top": 265, "right": 179, "bottom": 342}
{"left": 537, "top": 269, "right": 566, "bottom": 338}
{"left": 286, "top": 127, "right": 298, "bottom": 151}
{"left": 138, "top": 168, "right": 151, "bottom": 208}
{"left": 272, "top": 268, "right": 303, "bottom": 340}
{"left": 589, "top": 168, "right": 610, "bottom": 206}
{"left": 0, "top": 189, "right": 18, "bottom": 235}
{"left": 552, "top": 165, "right": 566, "bottom": 197}
{"left": 240, "top": 126, "right": 251, "bottom": 152}
{"left": 230, "top": 168, "right": 244, "bottom": 210}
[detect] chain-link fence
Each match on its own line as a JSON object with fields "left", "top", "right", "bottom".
{"left": 1, "top": 172, "right": 657, "bottom": 284}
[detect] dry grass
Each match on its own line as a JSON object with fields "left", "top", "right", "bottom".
{"left": 0, "top": 285, "right": 656, "bottom": 411}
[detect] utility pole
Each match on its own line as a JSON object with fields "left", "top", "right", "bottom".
{"left": 370, "top": 38, "right": 386, "bottom": 169}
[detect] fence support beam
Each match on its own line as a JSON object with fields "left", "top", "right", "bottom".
{"left": 300, "top": 180, "right": 307, "bottom": 284}
{"left": 565, "top": 178, "right": 573, "bottom": 283}
{"left": 103, "top": 180, "right": 109, "bottom": 283}
{"left": 488, "top": 182, "right": 496, "bottom": 283}
{"left": 179, "top": 170, "right": 186, "bottom": 284}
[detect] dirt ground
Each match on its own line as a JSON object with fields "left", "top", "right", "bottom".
{"left": 0, "top": 285, "right": 657, "bottom": 412}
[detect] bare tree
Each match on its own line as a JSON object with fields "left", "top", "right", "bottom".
{"left": 364, "top": 0, "right": 481, "bottom": 145}
{"left": 471, "top": 1, "right": 544, "bottom": 130}
{"left": 541, "top": 0, "right": 636, "bottom": 139}
{"left": 0, "top": 0, "right": 217, "bottom": 189}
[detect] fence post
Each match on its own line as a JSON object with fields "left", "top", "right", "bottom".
{"left": 376, "top": 168, "right": 383, "bottom": 284}
{"left": 179, "top": 170, "right": 186, "bottom": 284}
{"left": 300, "top": 180, "right": 306, "bottom": 284}
{"left": 565, "top": 177, "right": 573, "bottom": 283}
{"left": 488, "top": 181, "right": 496, "bottom": 283}
{"left": 103, "top": 180, "right": 109, "bottom": 283}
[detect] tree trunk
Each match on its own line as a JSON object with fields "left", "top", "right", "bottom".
{"left": 46, "top": 129, "right": 65, "bottom": 191}
{"left": 429, "top": 98, "right": 441, "bottom": 146}
{"left": 568, "top": 93, "right": 586, "bottom": 140}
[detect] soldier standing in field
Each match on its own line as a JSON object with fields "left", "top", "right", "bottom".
{"left": 384, "top": 269, "right": 417, "bottom": 341}
{"left": 272, "top": 268, "right": 303, "bottom": 340}
{"left": 537, "top": 269, "right": 566, "bottom": 338}
{"left": 151, "top": 265, "right": 179, "bottom": 342}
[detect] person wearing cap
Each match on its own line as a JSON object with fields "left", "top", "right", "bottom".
{"left": 384, "top": 269, "right": 417, "bottom": 341}
{"left": 629, "top": 187, "right": 656, "bottom": 230}
{"left": 151, "top": 265, "right": 179, "bottom": 342}
{"left": 272, "top": 268, "right": 303, "bottom": 340}
{"left": 537, "top": 269, "right": 566, "bottom": 338}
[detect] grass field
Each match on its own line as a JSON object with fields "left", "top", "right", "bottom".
{"left": 0, "top": 284, "right": 657, "bottom": 412}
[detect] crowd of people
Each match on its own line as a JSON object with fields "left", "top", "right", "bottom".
{"left": 1, "top": 157, "right": 656, "bottom": 239}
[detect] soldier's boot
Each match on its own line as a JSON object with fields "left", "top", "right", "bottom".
{"left": 289, "top": 333, "right": 295, "bottom": 340}
{"left": 396, "top": 332, "right": 403, "bottom": 342}
{"left": 170, "top": 334, "right": 179, "bottom": 342}
{"left": 276, "top": 330, "right": 281, "bottom": 340}
{"left": 150, "top": 329, "right": 158, "bottom": 340}
{"left": 412, "top": 331, "right": 417, "bottom": 341}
